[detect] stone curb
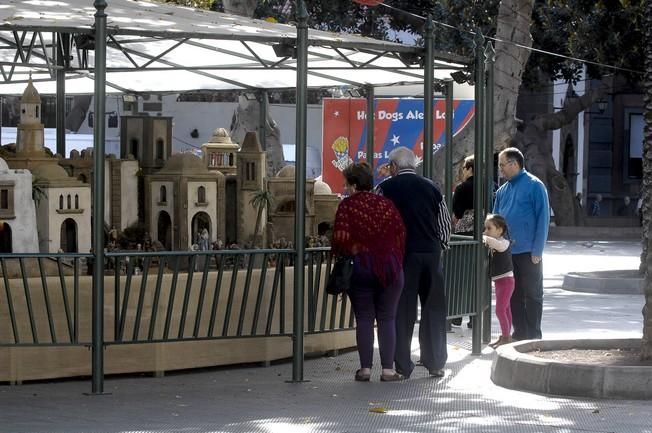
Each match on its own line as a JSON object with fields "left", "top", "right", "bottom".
{"left": 562, "top": 272, "right": 643, "bottom": 294}
{"left": 490, "top": 339, "right": 652, "bottom": 400}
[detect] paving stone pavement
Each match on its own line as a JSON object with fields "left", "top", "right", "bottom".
{"left": 0, "top": 240, "right": 650, "bottom": 433}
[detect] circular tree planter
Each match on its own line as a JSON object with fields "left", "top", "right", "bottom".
{"left": 491, "top": 339, "right": 652, "bottom": 399}
{"left": 562, "top": 270, "right": 643, "bottom": 294}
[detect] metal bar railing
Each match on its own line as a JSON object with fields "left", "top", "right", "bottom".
{"left": 222, "top": 254, "right": 241, "bottom": 337}
{"left": 1, "top": 245, "right": 484, "bottom": 351}
{"left": 19, "top": 257, "right": 38, "bottom": 344}
{"left": 37, "top": 258, "right": 56, "bottom": 343}
{"left": 193, "top": 254, "right": 211, "bottom": 338}
{"left": 237, "top": 252, "right": 255, "bottom": 336}
{"left": 56, "top": 257, "right": 74, "bottom": 342}
{"left": 250, "top": 252, "right": 268, "bottom": 336}
{"left": 208, "top": 255, "right": 226, "bottom": 337}
{"left": 132, "top": 256, "right": 151, "bottom": 341}
{"left": 163, "top": 255, "right": 181, "bottom": 340}
{"left": 1, "top": 258, "right": 19, "bottom": 343}
{"left": 178, "top": 255, "right": 196, "bottom": 339}
{"left": 147, "top": 256, "right": 166, "bottom": 341}
{"left": 0, "top": 253, "right": 90, "bottom": 347}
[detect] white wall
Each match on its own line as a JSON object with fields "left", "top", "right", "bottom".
{"left": 0, "top": 168, "right": 39, "bottom": 253}
{"left": 40, "top": 186, "right": 91, "bottom": 253}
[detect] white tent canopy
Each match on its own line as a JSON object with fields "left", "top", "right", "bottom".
{"left": 0, "top": 0, "right": 470, "bottom": 94}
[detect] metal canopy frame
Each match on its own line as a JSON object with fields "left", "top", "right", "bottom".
{"left": 0, "top": 0, "right": 469, "bottom": 94}
{"left": 0, "top": 0, "right": 491, "bottom": 395}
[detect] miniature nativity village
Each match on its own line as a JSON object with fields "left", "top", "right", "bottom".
{"left": 0, "top": 80, "right": 340, "bottom": 256}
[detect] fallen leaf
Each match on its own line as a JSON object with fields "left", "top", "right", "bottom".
{"left": 369, "top": 407, "right": 388, "bottom": 414}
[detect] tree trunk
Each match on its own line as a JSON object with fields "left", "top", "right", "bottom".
{"left": 436, "top": 0, "right": 608, "bottom": 226}
{"left": 222, "top": 0, "right": 286, "bottom": 176}
{"left": 514, "top": 84, "right": 608, "bottom": 225}
{"left": 434, "top": 0, "right": 534, "bottom": 190}
{"left": 229, "top": 95, "right": 285, "bottom": 177}
{"left": 492, "top": 0, "right": 535, "bottom": 150}
{"left": 221, "top": 0, "right": 258, "bottom": 16}
{"left": 252, "top": 204, "right": 263, "bottom": 247}
{"left": 641, "top": 0, "right": 652, "bottom": 361}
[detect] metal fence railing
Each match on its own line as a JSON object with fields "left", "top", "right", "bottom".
{"left": 1, "top": 240, "right": 486, "bottom": 380}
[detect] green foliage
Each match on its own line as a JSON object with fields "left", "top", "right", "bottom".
{"left": 119, "top": 222, "right": 149, "bottom": 248}
{"left": 526, "top": 0, "right": 645, "bottom": 85}
{"left": 161, "top": 0, "right": 216, "bottom": 9}
{"left": 250, "top": 187, "right": 273, "bottom": 247}
{"left": 31, "top": 177, "right": 47, "bottom": 206}
{"left": 161, "top": 0, "right": 645, "bottom": 87}
{"left": 249, "top": 188, "right": 273, "bottom": 209}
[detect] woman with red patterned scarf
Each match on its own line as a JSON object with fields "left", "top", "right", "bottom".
{"left": 332, "top": 162, "right": 406, "bottom": 382}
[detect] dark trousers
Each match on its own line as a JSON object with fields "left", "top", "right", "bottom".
{"left": 394, "top": 250, "right": 448, "bottom": 377}
{"left": 511, "top": 253, "right": 543, "bottom": 340}
{"left": 348, "top": 257, "right": 403, "bottom": 369}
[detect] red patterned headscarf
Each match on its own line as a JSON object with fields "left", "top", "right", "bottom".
{"left": 332, "top": 191, "right": 406, "bottom": 287}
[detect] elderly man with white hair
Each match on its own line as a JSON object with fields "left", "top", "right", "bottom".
{"left": 376, "top": 146, "right": 451, "bottom": 379}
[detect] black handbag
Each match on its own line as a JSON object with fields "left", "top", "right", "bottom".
{"left": 326, "top": 256, "right": 354, "bottom": 295}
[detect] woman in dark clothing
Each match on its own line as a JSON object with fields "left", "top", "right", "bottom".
{"left": 452, "top": 155, "right": 475, "bottom": 236}
{"left": 451, "top": 155, "right": 475, "bottom": 328}
{"left": 332, "top": 162, "right": 406, "bottom": 382}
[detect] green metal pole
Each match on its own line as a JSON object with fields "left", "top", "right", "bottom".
{"left": 91, "top": 0, "right": 107, "bottom": 395}
{"left": 471, "top": 32, "right": 485, "bottom": 355}
{"left": 259, "top": 90, "right": 268, "bottom": 152}
{"left": 422, "top": 15, "right": 434, "bottom": 180}
{"left": 55, "top": 33, "right": 68, "bottom": 158}
{"left": 482, "top": 41, "right": 496, "bottom": 344}
{"left": 291, "top": 0, "right": 308, "bottom": 382}
{"left": 444, "top": 80, "right": 454, "bottom": 210}
{"left": 366, "top": 85, "right": 374, "bottom": 168}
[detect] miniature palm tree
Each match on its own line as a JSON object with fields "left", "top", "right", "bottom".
{"left": 249, "top": 186, "right": 273, "bottom": 248}
{"left": 31, "top": 176, "right": 47, "bottom": 207}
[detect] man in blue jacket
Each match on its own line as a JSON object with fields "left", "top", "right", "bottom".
{"left": 494, "top": 147, "right": 549, "bottom": 340}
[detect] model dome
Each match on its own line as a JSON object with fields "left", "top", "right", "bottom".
{"left": 160, "top": 152, "right": 210, "bottom": 174}
{"left": 276, "top": 165, "right": 295, "bottom": 178}
{"left": 314, "top": 180, "right": 332, "bottom": 195}
{"left": 208, "top": 128, "right": 236, "bottom": 144}
{"left": 31, "top": 163, "right": 70, "bottom": 181}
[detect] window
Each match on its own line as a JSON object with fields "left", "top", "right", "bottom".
{"left": 75, "top": 194, "right": 79, "bottom": 209}
{"left": 627, "top": 113, "right": 644, "bottom": 179}
{"left": 156, "top": 138, "right": 164, "bottom": 160}
{"left": 35, "top": 106, "right": 39, "bottom": 118}
{"left": 160, "top": 185, "right": 167, "bottom": 203}
{"left": 0, "top": 184, "right": 15, "bottom": 219}
{"left": 246, "top": 162, "right": 256, "bottom": 181}
{"left": 130, "top": 138, "right": 139, "bottom": 159}
{"left": 0, "top": 190, "right": 8, "bottom": 209}
{"left": 59, "top": 195, "right": 64, "bottom": 209}
{"left": 228, "top": 153, "right": 234, "bottom": 166}
{"left": 198, "top": 186, "right": 206, "bottom": 203}
{"left": 67, "top": 194, "right": 71, "bottom": 209}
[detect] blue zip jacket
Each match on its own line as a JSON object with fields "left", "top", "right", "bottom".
{"left": 493, "top": 170, "right": 550, "bottom": 257}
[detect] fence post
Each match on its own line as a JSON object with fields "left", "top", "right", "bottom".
{"left": 90, "top": 0, "right": 107, "bottom": 395}
{"left": 291, "top": 0, "right": 308, "bottom": 383}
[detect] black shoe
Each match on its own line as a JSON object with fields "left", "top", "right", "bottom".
{"left": 429, "top": 368, "right": 445, "bottom": 378}
{"left": 395, "top": 369, "right": 411, "bottom": 379}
